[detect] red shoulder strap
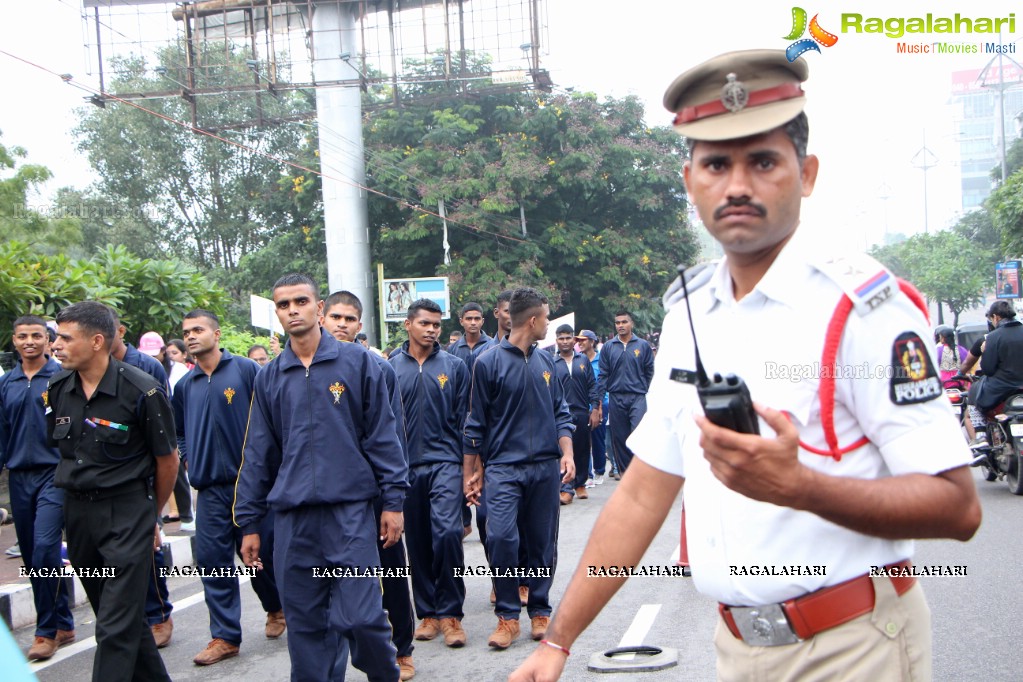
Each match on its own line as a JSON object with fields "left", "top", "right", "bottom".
{"left": 801, "top": 278, "right": 930, "bottom": 461}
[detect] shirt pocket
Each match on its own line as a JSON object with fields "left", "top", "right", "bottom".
{"left": 94, "top": 426, "right": 136, "bottom": 461}
{"left": 52, "top": 422, "right": 73, "bottom": 457}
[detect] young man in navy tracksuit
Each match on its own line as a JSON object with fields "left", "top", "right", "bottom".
{"left": 596, "top": 311, "right": 655, "bottom": 474}
{"left": 463, "top": 287, "right": 575, "bottom": 650}
{"left": 391, "top": 299, "right": 470, "bottom": 648}
{"left": 551, "top": 325, "right": 601, "bottom": 503}
{"left": 236, "top": 274, "right": 407, "bottom": 682}
{"left": 0, "top": 315, "right": 75, "bottom": 661}
{"left": 172, "top": 310, "right": 284, "bottom": 666}
{"left": 323, "top": 289, "right": 417, "bottom": 681}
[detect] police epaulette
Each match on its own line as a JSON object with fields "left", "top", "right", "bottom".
{"left": 48, "top": 368, "right": 75, "bottom": 387}
{"left": 812, "top": 253, "right": 897, "bottom": 317}
{"left": 117, "top": 360, "right": 165, "bottom": 395}
{"left": 662, "top": 261, "right": 718, "bottom": 311}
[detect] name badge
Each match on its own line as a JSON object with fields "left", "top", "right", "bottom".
{"left": 55, "top": 416, "right": 71, "bottom": 425}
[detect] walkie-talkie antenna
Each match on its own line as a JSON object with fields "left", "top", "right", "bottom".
{"left": 679, "top": 266, "right": 710, "bottom": 387}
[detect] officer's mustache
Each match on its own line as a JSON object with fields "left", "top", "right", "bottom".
{"left": 714, "top": 197, "right": 767, "bottom": 220}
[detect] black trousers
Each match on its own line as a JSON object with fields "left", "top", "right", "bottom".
{"left": 65, "top": 483, "right": 169, "bottom": 682}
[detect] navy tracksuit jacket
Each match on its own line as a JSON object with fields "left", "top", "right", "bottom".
{"left": 596, "top": 335, "right": 654, "bottom": 472}
{"left": 391, "top": 342, "right": 469, "bottom": 620}
{"left": 171, "top": 350, "right": 281, "bottom": 645}
{"left": 235, "top": 329, "right": 407, "bottom": 681}
{"left": 463, "top": 338, "right": 574, "bottom": 619}
{"left": 552, "top": 350, "right": 599, "bottom": 491}
{"left": 0, "top": 358, "right": 74, "bottom": 638}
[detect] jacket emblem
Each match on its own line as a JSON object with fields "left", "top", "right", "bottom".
{"left": 224, "top": 387, "right": 236, "bottom": 405}
{"left": 543, "top": 370, "right": 551, "bottom": 386}
{"left": 438, "top": 373, "right": 449, "bottom": 390}
{"left": 579, "top": 363, "right": 586, "bottom": 372}
{"left": 329, "top": 381, "right": 346, "bottom": 404}
{"left": 41, "top": 390, "right": 48, "bottom": 407}
{"left": 633, "top": 348, "right": 640, "bottom": 357}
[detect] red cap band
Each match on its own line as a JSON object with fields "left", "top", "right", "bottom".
{"left": 673, "top": 82, "right": 804, "bottom": 126}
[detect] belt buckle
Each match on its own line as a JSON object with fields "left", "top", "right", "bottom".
{"left": 729, "top": 603, "right": 801, "bottom": 647}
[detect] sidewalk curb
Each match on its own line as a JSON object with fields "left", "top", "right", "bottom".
{"left": 0, "top": 534, "right": 195, "bottom": 631}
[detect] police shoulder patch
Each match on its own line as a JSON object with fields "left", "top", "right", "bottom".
{"left": 813, "top": 253, "right": 896, "bottom": 317}
{"left": 889, "top": 331, "right": 942, "bottom": 405}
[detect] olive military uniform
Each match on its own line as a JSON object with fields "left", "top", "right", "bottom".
{"left": 47, "top": 357, "right": 176, "bottom": 682}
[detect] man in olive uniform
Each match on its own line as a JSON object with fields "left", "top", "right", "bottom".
{"left": 47, "top": 301, "right": 179, "bottom": 682}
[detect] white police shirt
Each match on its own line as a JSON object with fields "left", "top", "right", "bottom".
{"left": 630, "top": 228, "right": 970, "bottom": 607}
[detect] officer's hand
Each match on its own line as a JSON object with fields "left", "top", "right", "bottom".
{"left": 696, "top": 402, "right": 807, "bottom": 506}
{"left": 240, "top": 534, "right": 262, "bottom": 569}
{"left": 508, "top": 645, "right": 568, "bottom": 681}
{"left": 153, "top": 523, "right": 162, "bottom": 552}
{"left": 560, "top": 453, "right": 575, "bottom": 484}
{"left": 380, "top": 511, "right": 404, "bottom": 549}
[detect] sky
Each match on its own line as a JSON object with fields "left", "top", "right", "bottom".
{"left": 1, "top": 0, "right": 1021, "bottom": 256}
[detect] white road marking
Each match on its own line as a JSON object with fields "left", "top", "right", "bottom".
{"left": 615, "top": 603, "right": 661, "bottom": 662}
{"left": 31, "top": 578, "right": 249, "bottom": 671}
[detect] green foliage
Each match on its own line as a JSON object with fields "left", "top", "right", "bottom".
{"left": 871, "top": 231, "right": 990, "bottom": 328}
{"left": 0, "top": 242, "right": 229, "bottom": 348}
{"left": 74, "top": 45, "right": 308, "bottom": 276}
{"left": 988, "top": 168, "right": 1023, "bottom": 259}
{"left": 218, "top": 325, "right": 268, "bottom": 357}
{"left": 0, "top": 132, "right": 82, "bottom": 253}
{"left": 363, "top": 83, "right": 697, "bottom": 333}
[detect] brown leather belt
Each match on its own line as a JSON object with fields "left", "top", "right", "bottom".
{"left": 719, "top": 560, "right": 916, "bottom": 644}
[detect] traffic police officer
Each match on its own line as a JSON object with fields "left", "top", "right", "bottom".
{"left": 391, "top": 298, "right": 470, "bottom": 648}
{"left": 172, "top": 309, "right": 284, "bottom": 666}
{"left": 47, "top": 301, "right": 178, "bottom": 682}
{"left": 236, "top": 274, "right": 407, "bottom": 682}
{"left": 510, "top": 49, "right": 981, "bottom": 682}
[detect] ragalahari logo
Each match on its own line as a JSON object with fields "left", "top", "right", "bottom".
{"left": 783, "top": 7, "right": 838, "bottom": 61}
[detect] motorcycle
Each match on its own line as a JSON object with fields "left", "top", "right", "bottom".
{"left": 957, "top": 374, "right": 1023, "bottom": 495}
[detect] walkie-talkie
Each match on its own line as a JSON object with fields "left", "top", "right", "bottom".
{"left": 679, "top": 266, "right": 760, "bottom": 435}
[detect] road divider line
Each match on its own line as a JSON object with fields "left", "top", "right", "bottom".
{"left": 615, "top": 603, "right": 661, "bottom": 662}
{"left": 32, "top": 577, "right": 249, "bottom": 671}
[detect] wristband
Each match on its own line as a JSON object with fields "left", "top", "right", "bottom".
{"left": 540, "top": 639, "right": 570, "bottom": 656}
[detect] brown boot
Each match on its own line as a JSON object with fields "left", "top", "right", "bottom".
{"left": 193, "top": 638, "right": 240, "bottom": 665}
{"left": 575, "top": 487, "right": 588, "bottom": 499}
{"left": 151, "top": 617, "right": 173, "bottom": 648}
{"left": 265, "top": 610, "right": 286, "bottom": 639}
{"left": 55, "top": 629, "right": 76, "bottom": 647}
{"left": 414, "top": 617, "right": 441, "bottom": 640}
{"left": 530, "top": 615, "right": 550, "bottom": 640}
{"left": 519, "top": 585, "right": 529, "bottom": 605}
{"left": 559, "top": 492, "right": 573, "bottom": 505}
{"left": 487, "top": 617, "right": 521, "bottom": 649}
{"left": 27, "top": 636, "right": 58, "bottom": 661}
{"left": 439, "top": 617, "right": 466, "bottom": 647}
{"left": 397, "top": 655, "right": 415, "bottom": 681}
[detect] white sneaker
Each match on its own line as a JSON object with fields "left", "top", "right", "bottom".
{"left": 593, "top": 475, "right": 605, "bottom": 485}
{"left": 180, "top": 521, "right": 196, "bottom": 532}
{"left": 584, "top": 479, "right": 596, "bottom": 488}
{"left": 6, "top": 543, "right": 21, "bottom": 557}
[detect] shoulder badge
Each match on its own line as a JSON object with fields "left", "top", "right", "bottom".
{"left": 146, "top": 388, "right": 158, "bottom": 397}
{"left": 889, "top": 332, "right": 942, "bottom": 405}
{"left": 813, "top": 253, "right": 895, "bottom": 316}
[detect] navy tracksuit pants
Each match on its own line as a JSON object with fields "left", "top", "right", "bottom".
{"left": 608, "top": 392, "right": 647, "bottom": 473}
{"left": 194, "top": 483, "right": 281, "bottom": 645}
{"left": 485, "top": 460, "right": 560, "bottom": 619}
{"left": 590, "top": 399, "right": 609, "bottom": 476}
{"left": 144, "top": 543, "right": 173, "bottom": 628}
{"left": 9, "top": 467, "right": 74, "bottom": 638}
{"left": 560, "top": 412, "right": 592, "bottom": 495}
{"left": 405, "top": 461, "right": 465, "bottom": 620}
{"left": 275, "top": 501, "right": 399, "bottom": 682}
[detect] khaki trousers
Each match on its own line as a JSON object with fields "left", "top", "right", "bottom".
{"left": 715, "top": 578, "right": 932, "bottom": 682}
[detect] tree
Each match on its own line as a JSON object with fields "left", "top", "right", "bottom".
{"left": 0, "top": 133, "right": 82, "bottom": 253}
{"left": 74, "top": 44, "right": 308, "bottom": 276}
{"left": 872, "top": 231, "right": 990, "bottom": 329}
{"left": 987, "top": 168, "right": 1023, "bottom": 259}
{"left": 0, "top": 242, "right": 229, "bottom": 348}
{"left": 363, "top": 81, "right": 698, "bottom": 331}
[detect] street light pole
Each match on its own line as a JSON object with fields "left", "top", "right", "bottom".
{"left": 912, "top": 130, "right": 938, "bottom": 234}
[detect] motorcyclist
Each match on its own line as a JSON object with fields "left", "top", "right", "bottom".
{"left": 975, "top": 301, "right": 1023, "bottom": 414}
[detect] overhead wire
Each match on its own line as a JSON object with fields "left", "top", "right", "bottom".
{"left": 0, "top": 47, "right": 530, "bottom": 246}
